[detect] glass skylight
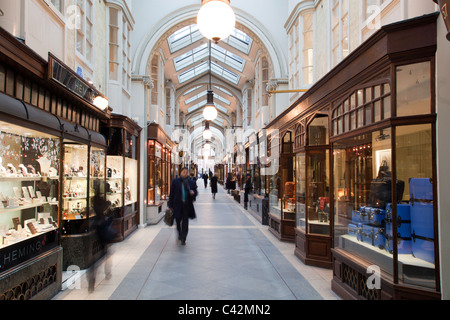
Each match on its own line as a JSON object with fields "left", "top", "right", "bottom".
{"left": 185, "top": 91, "right": 231, "bottom": 106}
{"left": 211, "top": 62, "right": 240, "bottom": 85}
{"left": 168, "top": 24, "right": 203, "bottom": 53}
{"left": 213, "top": 118, "right": 225, "bottom": 126}
{"left": 214, "top": 85, "right": 232, "bottom": 96}
{"left": 178, "top": 62, "right": 209, "bottom": 83}
{"left": 224, "top": 29, "right": 253, "bottom": 55}
{"left": 187, "top": 100, "right": 207, "bottom": 113}
{"left": 173, "top": 43, "right": 208, "bottom": 71}
{"left": 214, "top": 104, "right": 229, "bottom": 114}
{"left": 211, "top": 43, "right": 246, "bottom": 72}
{"left": 184, "top": 85, "right": 203, "bottom": 96}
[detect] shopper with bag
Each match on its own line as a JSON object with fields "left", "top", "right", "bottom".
{"left": 168, "top": 167, "right": 197, "bottom": 245}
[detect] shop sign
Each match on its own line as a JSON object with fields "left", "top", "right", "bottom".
{"left": 435, "top": 0, "right": 450, "bottom": 40}
{"left": 0, "top": 230, "right": 58, "bottom": 273}
{"left": 48, "top": 54, "right": 108, "bottom": 110}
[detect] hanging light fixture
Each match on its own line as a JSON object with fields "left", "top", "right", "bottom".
{"left": 203, "top": 121, "right": 213, "bottom": 140}
{"left": 197, "top": 0, "right": 236, "bottom": 44}
{"left": 203, "top": 90, "right": 218, "bottom": 121}
{"left": 203, "top": 40, "right": 218, "bottom": 121}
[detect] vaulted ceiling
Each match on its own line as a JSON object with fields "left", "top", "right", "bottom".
{"left": 159, "top": 21, "right": 262, "bottom": 132}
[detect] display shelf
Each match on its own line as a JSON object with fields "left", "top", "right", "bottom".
{"left": 63, "top": 176, "right": 88, "bottom": 180}
{"left": 340, "top": 234, "right": 435, "bottom": 273}
{"left": 0, "top": 202, "right": 52, "bottom": 213}
{"left": 0, "top": 176, "right": 59, "bottom": 182}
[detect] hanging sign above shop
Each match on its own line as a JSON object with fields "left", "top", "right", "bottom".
{"left": 434, "top": 0, "right": 450, "bottom": 40}
{"left": 48, "top": 54, "right": 109, "bottom": 111}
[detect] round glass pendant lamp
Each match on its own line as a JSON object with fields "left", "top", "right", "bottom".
{"left": 203, "top": 121, "right": 213, "bottom": 140}
{"left": 197, "top": 0, "right": 236, "bottom": 44}
{"left": 203, "top": 128, "right": 213, "bottom": 140}
{"left": 203, "top": 90, "right": 218, "bottom": 121}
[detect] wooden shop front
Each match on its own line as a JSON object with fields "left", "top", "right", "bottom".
{"left": 0, "top": 27, "right": 111, "bottom": 298}
{"left": 264, "top": 13, "right": 441, "bottom": 299}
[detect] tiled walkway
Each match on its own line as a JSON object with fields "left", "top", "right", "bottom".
{"left": 53, "top": 182, "right": 340, "bottom": 300}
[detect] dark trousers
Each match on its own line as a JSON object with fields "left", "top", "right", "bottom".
{"left": 176, "top": 202, "right": 189, "bottom": 241}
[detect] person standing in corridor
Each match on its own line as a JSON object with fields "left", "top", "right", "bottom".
{"left": 202, "top": 173, "right": 208, "bottom": 189}
{"left": 168, "top": 167, "right": 197, "bottom": 245}
{"left": 244, "top": 174, "right": 253, "bottom": 210}
{"left": 210, "top": 173, "right": 218, "bottom": 199}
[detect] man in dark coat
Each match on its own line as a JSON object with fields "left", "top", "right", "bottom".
{"left": 168, "top": 167, "right": 197, "bottom": 245}
{"left": 210, "top": 173, "right": 218, "bottom": 199}
{"left": 244, "top": 174, "right": 253, "bottom": 210}
{"left": 202, "top": 173, "right": 208, "bottom": 188}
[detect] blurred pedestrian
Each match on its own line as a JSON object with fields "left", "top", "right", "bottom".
{"left": 211, "top": 173, "right": 218, "bottom": 199}
{"left": 202, "top": 173, "right": 208, "bottom": 188}
{"left": 189, "top": 172, "right": 198, "bottom": 202}
{"left": 168, "top": 167, "right": 197, "bottom": 245}
{"left": 88, "top": 181, "right": 117, "bottom": 292}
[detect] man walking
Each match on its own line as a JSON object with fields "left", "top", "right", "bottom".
{"left": 168, "top": 167, "right": 197, "bottom": 245}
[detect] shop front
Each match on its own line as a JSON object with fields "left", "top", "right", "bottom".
{"left": 0, "top": 93, "right": 63, "bottom": 300}
{"left": 294, "top": 113, "right": 332, "bottom": 268}
{"left": 147, "top": 123, "right": 174, "bottom": 225}
{"left": 265, "top": 13, "right": 441, "bottom": 299}
{"left": 102, "top": 114, "right": 141, "bottom": 242}
{"left": 265, "top": 129, "right": 296, "bottom": 242}
{"left": 0, "top": 27, "right": 111, "bottom": 298}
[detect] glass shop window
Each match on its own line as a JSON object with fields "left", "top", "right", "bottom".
{"left": 308, "top": 114, "right": 329, "bottom": 146}
{"left": 395, "top": 124, "right": 436, "bottom": 289}
{"left": 296, "top": 153, "right": 306, "bottom": 231}
{"left": 396, "top": 62, "right": 431, "bottom": 117}
{"left": 307, "top": 150, "right": 330, "bottom": 235}
{"left": 333, "top": 128, "right": 394, "bottom": 276}
{"left": 0, "top": 122, "right": 61, "bottom": 247}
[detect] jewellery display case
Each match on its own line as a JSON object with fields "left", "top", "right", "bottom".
{"left": 0, "top": 121, "right": 60, "bottom": 272}
{"left": 102, "top": 114, "right": 141, "bottom": 241}
{"left": 59, "top": 120, "right": 108, "bottom": 270}
{"left": 61, "top": 143, "right": 89, "bottom": 235}
{"left": 148, "top": 140, "right": 162, "bottom": 206}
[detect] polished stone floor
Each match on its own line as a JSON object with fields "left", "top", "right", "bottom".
{"left": 53, "top": 181, "right": 340, "bottom": 300}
